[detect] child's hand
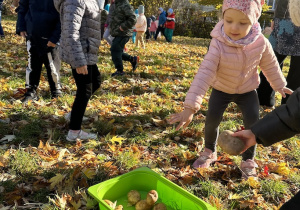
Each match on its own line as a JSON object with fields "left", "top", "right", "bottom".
{"left": 47, "top": 41, "right": 56, "bottom": 48}
{"left": 76, "top": 65, "right": 88, "bottom": 75}
{"left": 168, "top": 108, "right": 195, "bottom": 131}
{"left": 277, "top": 87, "right": 293, "bottom": 98}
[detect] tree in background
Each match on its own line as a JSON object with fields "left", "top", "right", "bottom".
{"left": 129, "top": 0, "right": 173, "bottom": 16}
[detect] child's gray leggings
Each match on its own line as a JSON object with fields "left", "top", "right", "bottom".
{"left": 204, "top": 88, "right": 259, "bottom": 161}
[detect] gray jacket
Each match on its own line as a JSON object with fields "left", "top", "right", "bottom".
{"left": 54, "top": 0, "right": 101, "bottom": 68}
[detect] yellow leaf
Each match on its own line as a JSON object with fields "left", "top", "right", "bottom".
{"left": 228, "top": 193, "right": 243, "bottom": 200}
{"left": 247, "top": 177, "right": 261, "bottom": 189}
{"left": 276, "top": 162, "right": 290, "bottom": 176}
{"left": 49, "top": 174, "right": 65, "bottom": 190}
{"left": 82, "top": 168, "right": 96, "bottom": 179}
{"left": 110, "top": 136, "right": 126, "bottom": 145}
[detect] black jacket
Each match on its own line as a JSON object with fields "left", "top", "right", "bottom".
{"left": 16, "top": 0, "right": 61, "bottom": 47}
{"left": 251, "top": 87, "right": 300, "bottom": 146}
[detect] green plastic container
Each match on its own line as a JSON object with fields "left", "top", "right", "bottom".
{"left": 88, "top": 167, "right": 215, "bottom": 210}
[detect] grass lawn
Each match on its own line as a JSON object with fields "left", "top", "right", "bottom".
{"left": 0, "top": 15, "right": 299, "bottom": 210}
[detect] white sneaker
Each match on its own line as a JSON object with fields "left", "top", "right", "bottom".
{"left": 66, "top": 130, "right": 97, "bottom": 142}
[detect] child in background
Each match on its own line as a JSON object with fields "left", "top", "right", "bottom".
{"left": 145, "top": 16, "right": 151, "bottom": 42}
{"left": 155, "top": 7, "right": 166, "bottom": 40}
{"left": 135, "top": 5, "right": 147, "bottom": 49}
{"left": 101, "top": 4, "right": 109, "bottom": 40}
{"left": 109, "top": 0, "right": 138, "bottom": 77}
{"left": 169, "top": 0, "right": 292, "bottom": 178}
{"left": 54, "top": 0, "right": 103, "bottom": 141}
{"left": 149, "top": 15, "right": 157, "bottom": 39}
{"left": 165, "top": 8, "right": 175, "bottom": 42}
{"left": 0, "top": 0, "right": 4, "bottom": 38}
{"left": 132, "top": 9, "right": 139, "bottom": 44}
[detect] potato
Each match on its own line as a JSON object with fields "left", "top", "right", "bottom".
{"left": 153, "top": 203, "right": 167, "bottom": 210}
{"left": 115, "top": 205, "right": 123, "bottom": 210}
{"left": 146, "top": 190, "right": 158, "bottom": 206}
{"left": 218, "top": 130, "right": 245, "bottom": 155}
{"left": 128, "top": 190, "right": 141, "bottom": 205}
{"left": 135, "top": 200, "right": 151, "bottom": 210}
{"left": 104, "top": 199, "right": 114, "bottom": 208}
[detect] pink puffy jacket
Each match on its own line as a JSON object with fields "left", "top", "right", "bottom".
{"left": 184, "top": 20, "right": 287, "bottom": 112}
{"left": 135, "top": 14, "right": 147, "bottom": 32}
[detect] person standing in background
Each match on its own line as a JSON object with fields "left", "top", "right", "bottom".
{"left": 135, "top": 5, "right": 147, "bottom": 49}
{"left": 257, "top": 0, "right": 300, "bottom": 107}
{"left": 154, "top": 7, "right": 166, "bottom": 40}
{"left": 0, "top": 0, "right": 4, "bottom": 38}
{"left": 165, "top": 8, "right": 175, "bottom": 42}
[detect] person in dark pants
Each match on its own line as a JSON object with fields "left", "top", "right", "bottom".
{"left": 16, "top": 0, "right": 62, "bottom": 103}
{"left": 154, "top": 7, "right": 166, "bottom": 40}
{"left": 0, "top": 0, "right": 4, "bottom": 38}
{"left": 257, "top": 0, "right": 300, "bottom": 107}
{"left": 233, "top": 87, "right": 300, "bottom": 210}
{"left": 110, "top": 0, "right": 138, "bottom": 77}
{"left": 54, "top": 0, "right": 103, "bottom": 141}
{"left": 145, "top": 16, "right": 151, "bottom": 42}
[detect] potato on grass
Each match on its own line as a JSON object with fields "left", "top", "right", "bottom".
{"left": 146, "top": 190, "right": 158, "bottom": 206}
{"left": 153, "top": 203, "right": 167, "bottom": 210}
{"left": 128, "top": 190, "right": 141, "bottom": 205}
{"left": 218, "top": 130, "right": 245, "bottom": 155}
{"left": 115, "top": 205, "right": 123, "bottom": 210}
{"left": 135, "top": 200, "right": 151, "bottom": 210}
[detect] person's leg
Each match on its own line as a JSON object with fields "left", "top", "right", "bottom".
{"left": 69, "top": 65, "right": 94, "bottom": 130}
{"left": 257, "top": 52, "right": 287, "bottom": 107}
{"left": 164, "top": 28, "right": 171, "bottom": 42}
{"left": 44, "top": 46, "right": 62, "bottom": 98}
{"left": 282, "top": 55, "right": 300, "bottom": 104}
{"left": 140, "top": 32, "right": 145, "bottom": 49}
{"left": 111, "top": 36, "right": 126, "bottom": 74}
{"left": 136, "top": 32, "right": 141, "bottom": 47}
{"left": 91, "top": 64, "right": 101, "bottom": 94}
{"left": 154, "top": 27, "right": 161, "bottom": 40}
{"left": 132, "top": 31, "right": 136, "bottom": 43}
{"left": 204, "top": 89, "right": 232, "bottom": 152}
{"left": 280, "top": 191, "right": 300, "bottom": 210}
{"left": 235, "top": 91, "right": 259, "bottom": 161}
{"left": 193, "top": 89, "right": 231, "bottom": 168}
{"left": 0, "top": 11, "right": 4, "bottom": 37}
{"left": 169, "top": 29, "right": 174, "bottom": 42}
{"left": 22, "top": 45, "right": 43, "bottom": 102}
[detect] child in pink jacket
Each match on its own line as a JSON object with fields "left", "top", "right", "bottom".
{"left": 169, "top": 0, "right": 293, "bottom": 178}
{"left": 135, "top": 5, "right": 147, "bottom": 49}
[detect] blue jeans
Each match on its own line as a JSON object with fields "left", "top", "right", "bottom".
{"left": 0, "top": 11, "right": 4, "bottom": 37}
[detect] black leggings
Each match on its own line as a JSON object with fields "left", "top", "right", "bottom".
{"left": 257, "top": 51, "right": 300, "bottom": 106}
{"left": 205, "top": 89, "right": 259, "bottom": 161}
{"left": 69, "top": 64, "right": 101, "bottom": 130}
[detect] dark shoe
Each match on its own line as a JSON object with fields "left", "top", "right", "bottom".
{"left": 21, "top": 91, "right": 39, "bottom": 104}
{"left": 131, "top": 56, "right": 139, "bottom": 71}
{"left": 111, "top": 71, "right": 125, "bottom": 77}
{"left": 51, "top": 89, "right": 62, "bottom": 99}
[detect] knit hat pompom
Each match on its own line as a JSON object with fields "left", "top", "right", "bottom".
{"left": 138, "top": 5, "right": 144, "bottom": 14}
{"left": 222, "top": 0, "right": 264, "bottom": 24}
{"left": 168, "top": 8, "right": 173, "bottom": 14}
{"left": 158, "top": 7, "right": 164, "bottom": 12}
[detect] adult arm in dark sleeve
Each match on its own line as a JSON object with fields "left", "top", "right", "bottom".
{"left": 49, "top": 16, "right": 61, "bottom": 44}
{"left": 251, "top": 87, "right": 300, "bottom": 146}
{"left": 16, "top": 0, "right": 29, "bottom": 34}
